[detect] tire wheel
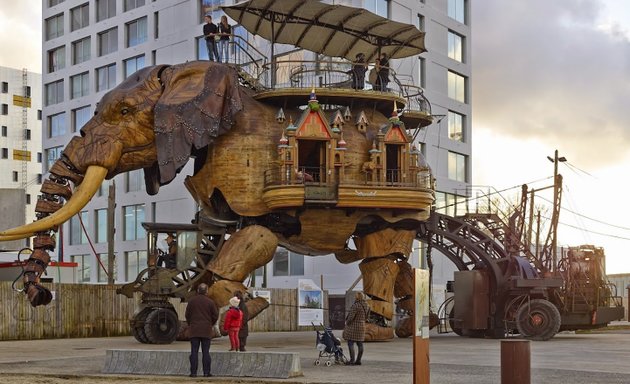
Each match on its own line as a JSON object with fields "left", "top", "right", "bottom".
{"left": 449, "top": 308, "right": 464, "bottom": 336}
{"left": 515, "top": 299, "right": 561, "bottom": 341}
{"left": 144, "top": 308, "right": 180, "bottom": 344}
{"left": 131, "top": 308, "right": 152, "bottom": 344}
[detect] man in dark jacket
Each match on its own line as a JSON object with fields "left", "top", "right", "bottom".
{"left": 186, "top": 283, "right": 218, "bottom": 377}
{"left": 234, "top": 290, "right": 249, "bottom": 351}
{"left": 203, "top": 14, "right": 218, "bottom": 61}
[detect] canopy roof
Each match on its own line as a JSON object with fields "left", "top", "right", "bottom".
{"left": 222, "top": 0, "right": 426, "bottom": 61}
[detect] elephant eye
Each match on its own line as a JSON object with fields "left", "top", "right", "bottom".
{"left": 121, "top": 107, "right": 130, "bottom": 115}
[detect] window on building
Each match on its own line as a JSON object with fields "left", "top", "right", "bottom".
{"left": 1, "top": 82, "right": 7, "bottom": 93}
{"left": 364, "top": 0, "right": 389, "bottom": 18}
{"left": 72, "top": 37, "right": 91, "bottom": 64}
{"left": 72, "top": 106, "right": 91, "bottom": 132}
{"left": 45, "top": 80, "right": 64, "bottom": 106}
{"left": 24, "top": 129, "right": 31, "bottom": 140}
{"left": 12, "top": 171, "right": 18, "bottom": 182}
{"left": 37, "top": 152, "right": 42, "bottom": 163}
{"left": 273, "top": 249, "right": 305, "bottom": 276}
{"left": 124, "top": 204, "right": 145, "bottom": 240}
{"left": 1, "top": 126, "right": 7, "bottom": 137}
{"left": 125, "top": 250, "right": 147, "bottom": 281}
{"left": 69, "top": 211, "right": 88, "bottom": 245}
{"left": 71, "top": 72, "right": 89, "bottom": 99}
{"left": 448, "top": 31, "right": 463, "bottom": 62}
{"left": 125, "top": 0, "right": 146, "bottom": 12}
{"left": 447, "top": 71, "right": 466, "bottom": 103}
{"left": 448, "top": 0, "right": 466, "bottom": 24}
{"left": 38, "top": 110, "right": 42, "bottom": 120}
{"left": 26, "top": 194, "right": 31, "bottom": 204}
{"left": 47, "top": 46, "right": 65, "bottom": 73}
{"left": 1, "top": 104, "right": 7, "bottom": 115}
{"left": 448, "top": 151, "right": 467, "bottom": 182}
{"left": 45, "top": 13, "right": 64, "bottom": 40}
{"left": 1, "top": 148, "right": 8, "bottom": 159}
{"left": 125, "top": 170, "right": 144, "bottom": 192}
{"left": 71, "top": 3, "right": 89, "bottom": 31}
{"left": 37, "top": 174, "right": 43, "bottom": 184}
{"left": 97, "top": 254, "right": 115, "bottom": 282}
{"left": 97, "top": 0, "right": 116, "bottom": 21}
{"left": 25, "top": 86, "right": 31, "bottom": 97}
{"left": 124, "top": 55, "right": 145, "bottom": 78}
{"left": 418, "top": 14, "right": 425, "bottom": 32}
{"left": 96, "top": 63, "right": 116, "bottom": 91}
{"left": 98, "top": 179, "right": 111, "bottom": 197}
{"left": 48, "top": 112, "right": 67, "bottom": 138}
{"left": 418, "top": 57, "right": 426, "bottom": 89}
{"left": 45, "top": 146, "right": 63, "bottom": 172}
{"left": 448, "top": 111, "right": 464, "bottom": 142}
{"left": 98, "top": 28, "right": 118, "bottom": 56}
{"left": 126, "top": 17, "right": 147, "bottom": 47}
{"left": 96, "top": 208, "right": 108, "bottom": 243}
{"left": 73, "top": 254, "right": 91, "bottom": 282}
{"left": 49, "top": 0, "right": 65, "bottom": 6}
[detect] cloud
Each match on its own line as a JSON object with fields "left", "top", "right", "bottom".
{"left": 0, "top": 2, "right": 42, "bottom": 72}
{"left": 472, "top": 0, "right": 630, "bottom": 168}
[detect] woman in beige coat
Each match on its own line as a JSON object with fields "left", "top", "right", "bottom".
{"left": 342, "top": 292, "right": 370, "bottom": 365}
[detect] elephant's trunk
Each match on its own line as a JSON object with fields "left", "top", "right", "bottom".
{"left": 0, "top": 160, "right": 107, "bottom": 307}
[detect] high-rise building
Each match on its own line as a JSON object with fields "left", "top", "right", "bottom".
{"left": 0, "top": 66, "right": 43, "bottom": 250}
{"left": 41, "top": 0, "right": 471, "bottom": 294}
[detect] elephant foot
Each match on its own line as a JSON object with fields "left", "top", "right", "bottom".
{"left": 245, "top": 296, "right": 270, "bottom": 321}
{"left": 395, "top": 316, "right": 413, "bottom": 338}
{"left": 208, "top": 280, "right": 249, "bottom": 307}
{"left": 364, "top": 323, "right": 394, "bottom": 341}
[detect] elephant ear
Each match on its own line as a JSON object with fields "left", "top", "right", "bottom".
{"left": 154, "top": 61, "right": 243, "bottom": 184}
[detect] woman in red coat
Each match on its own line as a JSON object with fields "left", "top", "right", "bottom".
{"left": 224, "top": 296, "right": 243, "bottom": 351}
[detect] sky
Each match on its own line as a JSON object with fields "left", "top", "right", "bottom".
{"left": 0, "top": 1, "right": 629, "bottom": 273}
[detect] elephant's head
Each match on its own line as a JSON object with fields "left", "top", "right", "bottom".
{"left": 0, "top": 61, "right": 243, "bottom": 241}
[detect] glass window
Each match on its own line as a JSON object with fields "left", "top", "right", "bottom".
{"left": 37, "top": 152, "right": 42, "bottom": 163}
{"left": 448, "top": 151, "right": 467, "bottom": 182}
{"left": 97, "top": 63, "right": 117, "bottom": 91}
{"left": 97, "top": 254, "right": 116, "bottom": 282}
{"left": 448, "top": 111, "right": 464, "bottom": 142}
{"left": 272, "top": 249, "right": 304, "bottom": 276}
{"left": 45, "top": 14, "right": 64, "bottom": 40}
{"left": 418, "top": 14, "right": 425, "bottom": 32}
{"left": 1, "top": 104, "right": 7, "bottom": 115}
{"left": 48, "top": 112, "right": 66, "bottom": 138}
{"left": 125, "top": 250, "right": 147, "bottom": 281}
{"left": 448, "top": 0, "right": 466, "bottom": 24}
{"left": 47, "top": 46, "right": 65, "bottom": 73}
{"left": 448, "top": 31, "right": 463, "bottom": 62}
{"left": 447, "top": 71, "right": 466, "bottom": 103}
{"left": 98, "top": 28, "right": 118, "bottom": 56}
{"left": 1, "top": 126, "right": 7, "bottom": 137}
{"left": 72, "top": 254, "right": 91, "bottom": 282}
{"left": 418, "top": 57, "right": 426, "bottom": 88}
{"left": 124, "top": 55, "right": 145, "bottom": 78}
{"left": 24, "top": 129, "right": 31, "bottom": 140}
{"left": 96, "top": 208, "right": 107, "bottom": 243}
{"left": 98, "top": 179, "right": 111, "bottom": 197}
{"left": 125, "top": 0, "right": 146, "bottom": 12}
{"left": 126, "top": 17, "right": 147, "bottom": 47}
{"left": 364, "top": 0, "right": 388, "bottom": 18}
{"left": 45, "top": 80, "right": 64, "bottom": 106}
{"left": 72, "top": 37, "right": 91, "bottom": 64}
{"left": 70, "top": 3, "right": 89, "bottom": 31}
{"left": 124, "top": 204, "right": 145, "bottom": 240}
{"left": 69, "top": 211, "right": 88, "bottom": 245}
{"left": 125, "top": 170, "right": 144, "bottom": 192}
{"left": 71, "top": 72, "right": 89, "bottom": 99}
{"left": 45, "top": 146, "right": 63, "bottom": 171}
{"left": 290, "top": 252, "right": 305, "bottom": 275}
{"left": 49, "top": 0, "right": 65, "bottom": 6}
{"left": 1, "top": 148, "right": 8, "bottom": 159}
{"left": 72, "top": 106, "right": 91, "bottom": 132}
{"left": 97, "top": 0, "right": 116, "bottom": 21}
{"left": 1, "top": 82, "right": 7, "bottom": 93}
{"left": 12, "top": 171, "right": 18, "bottom": 182}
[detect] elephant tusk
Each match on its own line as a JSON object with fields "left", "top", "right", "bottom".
{"left": 0, "top": 166, "right": 108, "bottom": 238}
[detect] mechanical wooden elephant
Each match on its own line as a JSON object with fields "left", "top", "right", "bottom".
{"left": 0, "top": 61, "right": 433, "bottom": 340}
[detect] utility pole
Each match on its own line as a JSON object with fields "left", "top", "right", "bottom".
{"left": 107, "top": 181, "right": 116, "bottom": 285}
{"left": 546, "top": 150, "right": 566, "bottom": 272}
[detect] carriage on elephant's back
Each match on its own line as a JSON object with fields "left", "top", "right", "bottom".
{"left": 0, "top": 0, "right": 439, "bottom": 344}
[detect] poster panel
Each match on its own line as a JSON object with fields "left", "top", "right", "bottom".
{"left": 298, "top": 279, "right": 324, "bottom": 326}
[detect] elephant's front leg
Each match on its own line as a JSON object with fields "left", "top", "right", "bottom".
{"left": 354, "top": 228, "right": 416, "bottom": 341}
{"left": 206, "top": 225, "right": 277, "bottom": 318}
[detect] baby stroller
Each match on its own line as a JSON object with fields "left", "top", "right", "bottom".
{"left": 312, "top": 322, "right": 348, "bottom": 366}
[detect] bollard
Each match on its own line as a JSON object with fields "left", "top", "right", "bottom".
{"left": 501, "top": 339, "right": 530, "bottom": 384}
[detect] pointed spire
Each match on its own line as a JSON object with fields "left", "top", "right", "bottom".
{"left": 276, "top": 108, "right": 286, "bottom": 123}
{"left": 344, "top": 107, "right": 352, "bottom": 121}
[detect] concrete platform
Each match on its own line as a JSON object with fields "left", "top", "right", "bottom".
{"left": 103, "top": 349, "right": 302, "bottom": 378}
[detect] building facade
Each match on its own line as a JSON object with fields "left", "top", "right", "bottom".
{"left": 41, "top": 0, "right": 471, "bottom": 299}
{"left": 0, "top": 66, "right": 43, "bottom": 246}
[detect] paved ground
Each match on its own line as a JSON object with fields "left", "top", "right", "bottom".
{"left": 1, "top": 326, "right": 630, "bottom": 383}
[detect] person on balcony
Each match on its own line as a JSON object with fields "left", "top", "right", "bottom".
{"left": 218, "top": 15, "right": 232, "bottom": 63}
{"left": 375, "top": 53, "right": 390, "bottom": 91}
{"left": 203, "top": 14, "right": 219, "bottom": 62}
{"left": 351, "top": 53, "right": 367, "bottom": 90}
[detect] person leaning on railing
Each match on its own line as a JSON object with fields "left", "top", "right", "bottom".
{"left": 375, "top": 53, "right": 390, "bottom": 91}
{"left": 218, "top": 15, "right": 232, "bottom": 64}
{"left": 350, "top": 53, "right": 367, "bottom": 90}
